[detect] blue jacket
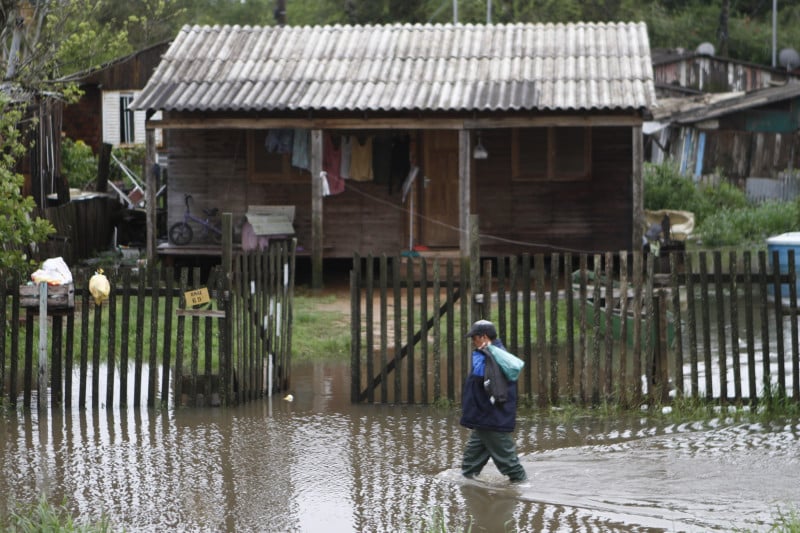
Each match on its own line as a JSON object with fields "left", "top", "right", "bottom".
{"left": 459, "top": 339, "right": 518, "bottom": 433}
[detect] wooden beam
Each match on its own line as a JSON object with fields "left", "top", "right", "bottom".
{"left": 176, "top": 309, "right": 226, "bottom": 318}
{"left": 147, "top": 114, "right": 644, "bottom": 131}
{"left": 310, "top": 129, "right": 323, "bottom": 289}
{"left": 463, "top": 115, "right": 643, "bottom": 129}
{"left": 148, "top": 117, "right": 465, "bottom": 130}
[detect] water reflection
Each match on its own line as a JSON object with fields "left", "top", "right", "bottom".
{"left": 2, "top": 361, "right": 799, "bottom": 532}
{"left": 676, "top": 292, "right": 798, "bottom": 398}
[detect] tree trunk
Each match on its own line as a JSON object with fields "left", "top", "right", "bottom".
{"left": 717, "top": 0, "right": 730, "bottom": 58}
{"left": 274, "top": 0, "right": 286, "bottom": 26}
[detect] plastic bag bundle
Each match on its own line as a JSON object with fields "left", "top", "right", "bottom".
{"left": 486, "top": 344, "right": 525, "bottom": 381}
{"left": 30, "top": 257, "right": 73, "bottom": 286}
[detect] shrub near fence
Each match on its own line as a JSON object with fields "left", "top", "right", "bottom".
{"left": 0, "top": 240, "right": 296, "bottom": 410}
{"left": 350, "top": 251, "right": 800, "bottom": 407}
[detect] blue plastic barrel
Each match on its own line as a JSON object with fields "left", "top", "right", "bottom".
{"left": 766, "top": 232, "right": 800, "bottom": 299}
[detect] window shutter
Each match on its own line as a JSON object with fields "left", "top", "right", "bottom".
{"left": 102, "top": 91, "right": 121, "bottom": 146}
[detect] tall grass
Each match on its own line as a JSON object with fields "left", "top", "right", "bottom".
{"left": 1, "top": 495, "right": 112, "bottom": 532}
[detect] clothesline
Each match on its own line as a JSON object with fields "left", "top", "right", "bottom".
{"left": 343, "top": 182, "right": 617, "bottom": 255}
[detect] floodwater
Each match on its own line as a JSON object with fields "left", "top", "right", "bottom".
{"left": 1, "top": 360, "right": 799, "bottom": 533}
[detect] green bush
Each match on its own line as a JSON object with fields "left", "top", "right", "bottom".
{"left": 699, "top": 201, "right": 800, "bottom": 247}
{"left": 643, "top": 162, "right": 712, "bottom": 222}
{"left": 644, "top": 162, "right": 800, "bottom": 247}
{"left": 62, "top": 141, "right": 147, "bottom": 190}
{"left": 644, "top": 161, "right": 696, "bottom": 209}
{"left": 699, "top": 181, "right": 748, "bottom": 212}
{"left": 61, "top": 138, "right": 98, "bottom": 189}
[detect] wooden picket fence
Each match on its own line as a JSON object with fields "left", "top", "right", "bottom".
{"left": 350, "top": 250, "right": 800, "bottom": 407}
{"left": 0, "top": 240, "right": 296, "bottom": 410}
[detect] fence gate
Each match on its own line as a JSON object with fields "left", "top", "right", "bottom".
{"left": 0, "top": 239, "right": 296, "bottom": 411}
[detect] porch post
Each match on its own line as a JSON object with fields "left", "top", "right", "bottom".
{"left": 310, "top": 129, "right": 324, "bottom": 289}
{"left": 632, "top": 125, "right": 644, "bottom": 252}
{"left": 460, "top": 129, "right": 476, "bottom": 328}
{"left": 145, "top": 116, "right": 157, "bottom": 264}
{"left": 458, "top": 129, "right": 471, "bottom": 258}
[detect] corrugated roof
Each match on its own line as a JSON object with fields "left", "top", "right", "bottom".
{"left": 132, "top": 22, "right": 656, "bottom": 113}
{"left": 669, "top": 82, "right": 800, "bottom": 124}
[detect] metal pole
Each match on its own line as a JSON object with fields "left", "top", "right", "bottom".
{"left": 773, "top": 0, "right": 778, "bottom": 67}
{"left": 453, "top": 0, "right": 458, "bottom": 23}
{"left": 487, "top": 0, "right": 492, "bottom": 23}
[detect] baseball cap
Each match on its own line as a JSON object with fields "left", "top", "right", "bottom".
{"left": 465, "top": 319, "right": 497, "bottom": 339}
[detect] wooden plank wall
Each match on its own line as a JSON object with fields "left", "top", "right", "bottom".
{"left": 167, "top": 129, "right": 405, "bottom": 257}
{"left": 32, "top": 196, "right": 119, "bottom": 265}
{"left": 476, "top": 127, "right": 633, "bottom": 256}
{"left": 167, "top": 125, "right": 637, "bottom": 259}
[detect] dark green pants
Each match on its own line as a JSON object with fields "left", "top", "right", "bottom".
{"left": 461, "top": 429, "right": 527, "bottom": 481}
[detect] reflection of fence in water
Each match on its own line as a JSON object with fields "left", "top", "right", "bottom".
{"left": 351, "top": 250, "right": 800, "bottom": 407}
{"left": 686, "top": 288, "right": 797, "bottom": 399}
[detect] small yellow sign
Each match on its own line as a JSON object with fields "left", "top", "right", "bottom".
{"left": 185, "top": 287, "right": 210, "bottom": 307}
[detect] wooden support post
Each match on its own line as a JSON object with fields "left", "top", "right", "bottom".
{"left": 97, "top": 143, "right": 112, "bottom": 193}
{"left": 459, "top": 130, "right": 471, "bottom": 259}
{"left": 222, "top": 213, "right": 232, "bottom": 274}
{"left": 311, "top": 129, "right": 323, "bottom": 290}
{"left": 469, "top": 214, "right": 480, "bottom": 325}
{"left": 632, "top": 125, "right": 644, "bottom": 252}
{"left": 146, "top": 122, "right": 157, "bottom": 264}
{"left": 37, "top": 283, "right": 47, "bottom": 411}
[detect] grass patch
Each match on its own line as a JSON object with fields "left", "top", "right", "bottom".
{"left": 1, "top": 494, "right": 112, "bottom": 532}
{"left": 525, "top": 390, "right": 800, "bottom": 426}
{"left": 291, "top": 289, "right": 351, "bottom": 361}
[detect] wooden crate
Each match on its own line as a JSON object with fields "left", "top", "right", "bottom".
{"left": 19, "top": 283, "right": 75, "bottom": 309}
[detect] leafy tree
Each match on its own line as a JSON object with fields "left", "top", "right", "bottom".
{"left": 0, "top": 95, "right": 54, "bottom": 275}
{"left": 187, "top": 0, "right": 282, "bottom": 26}
{"left": 0, "top": 1, "right": 101, "bottom": 89}
{"left": 94, "top": 0, "right": 188, "bottom": 50}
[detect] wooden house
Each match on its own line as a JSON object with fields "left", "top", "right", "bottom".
{"left": 61, "top": 41, "right": 170, "bottom": 154}
{"left": 132, "top": 23, "right": 657, "bottom": 282}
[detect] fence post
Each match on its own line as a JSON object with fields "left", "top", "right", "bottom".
{"left": 350, "top": 255, "right": 361, "bottom": 403}
{"left": 37, "top": 282, "right": 48, "bottom": 411}
{"left": 655, "top": 289, "right": 670, "bottom": 404}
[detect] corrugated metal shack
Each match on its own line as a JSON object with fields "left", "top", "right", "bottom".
{"left": 647, "top": 83, "right": 800, "bottom": 184}
{"left": 652, "top": 48, "right": 797, "bottom": 97}
{"left": 132, "top": 22, "right": 657, "bottom": 284}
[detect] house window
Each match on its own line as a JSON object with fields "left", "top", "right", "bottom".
{"left": 119, "top": 94, "right": 135, "bottom": 144}
{"left": 512, "top": 127, "right": 591, "bottom": 181}
{"left": 247, "top": 130, "right": 304, "bottom": 183}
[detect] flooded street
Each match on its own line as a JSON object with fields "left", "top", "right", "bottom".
{"left": 1, "top": 360, "right": 798, "bottom": 532}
